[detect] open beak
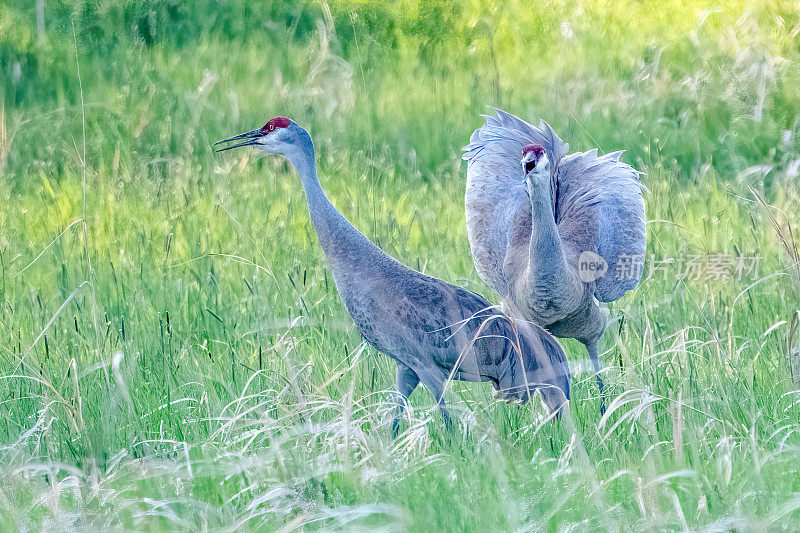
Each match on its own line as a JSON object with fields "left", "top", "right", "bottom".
{"left": 521, "top": 151, "right": 537, "bottom": 166}
{"left": 213, "top": 128, "right": 263, "bottom": 152}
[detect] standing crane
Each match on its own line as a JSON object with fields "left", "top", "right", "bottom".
{"left": 215, "top": 117, "right": 571, "bottom": 434}
{"left": 463, "top": 109, "right": 646, "bottom": 406}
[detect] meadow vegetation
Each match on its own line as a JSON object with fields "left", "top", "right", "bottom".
{"left": 1, "top": 0, "right": 800, "bottom": 530}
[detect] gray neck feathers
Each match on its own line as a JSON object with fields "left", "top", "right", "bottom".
{"left": 285, "top": 133, "right": 385, "bottom": 277}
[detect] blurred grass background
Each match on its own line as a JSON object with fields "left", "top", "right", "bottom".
{"left": 1, "top": 0, "right": 800, "bottom": 530}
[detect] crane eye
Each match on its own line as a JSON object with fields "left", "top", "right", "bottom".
{"left": 268, "top": 124, "right": 275, "bottom": 131}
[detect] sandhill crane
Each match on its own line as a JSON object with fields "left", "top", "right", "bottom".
{"left": 215, "top": 117, "right": 571, "bottom": 434}
{"left": 463, "top": 109, "right": 646, "bottom": 406}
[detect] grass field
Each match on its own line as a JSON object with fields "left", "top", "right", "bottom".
{"left": 2, "top": 0, "right": 800, "bottom": 530}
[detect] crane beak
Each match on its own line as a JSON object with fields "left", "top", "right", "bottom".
{"left": 213, "top": 128, "right": 263, "bottom": 152}
{"left": 520, "top": 152, "right": 537, "bottom": 166}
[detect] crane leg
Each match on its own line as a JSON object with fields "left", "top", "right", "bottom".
{"left": 586, "top": 341, "right": 606, "bottom": 415}
{"left": 416, "top": 370, "right": 454, "bottom": 431}
{"left": 391, "top": 363, "right": 420, "bottom": 437}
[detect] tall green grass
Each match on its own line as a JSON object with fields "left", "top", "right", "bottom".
{"left": 1, "top": 0, "right": 799, "bottom": 530}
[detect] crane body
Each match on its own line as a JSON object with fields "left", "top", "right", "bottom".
{"left": 463, "top": 109, "right": 646, "bottom": 402}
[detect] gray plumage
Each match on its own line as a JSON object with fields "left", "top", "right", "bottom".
{"left": 462, "top": 109, "right": 646, "bottom": 402}
{"left": 215, "top": 118, "right": 571, "bottom": 433}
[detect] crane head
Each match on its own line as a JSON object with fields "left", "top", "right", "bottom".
{"left": 521, "top": 144, "right": 547, "bottom": 175}
{"left": 214, "top": 117, "right": 304, "bottom": 156}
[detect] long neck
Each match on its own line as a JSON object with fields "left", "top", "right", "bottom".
{"left": 526, "top": 173, "right": 576, "bottom": 299}
{"left": 286, "top": 147, "right": 387, "bottom": 275}
{"left": 528, "top": 177, "right": 564, "bottom": 269}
